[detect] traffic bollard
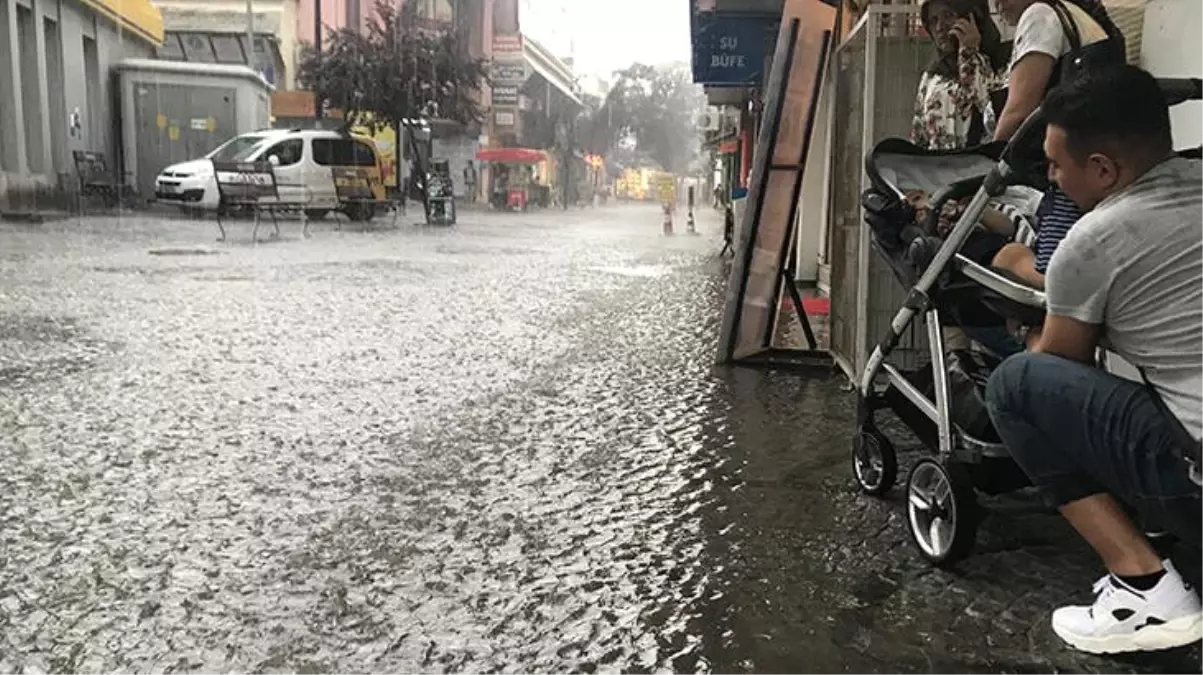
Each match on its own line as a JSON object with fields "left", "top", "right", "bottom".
{"left": 686, "top": 186, "right": 697, "bottom": 234}
{"left": 662, "top": 202, "right": 674, "bottom": 235}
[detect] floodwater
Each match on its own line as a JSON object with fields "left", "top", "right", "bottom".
{"left": 0, "top": 206, "right": 1196, "bottom": 673}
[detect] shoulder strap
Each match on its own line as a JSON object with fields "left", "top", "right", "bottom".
{"left": 1042, "top": 0, "right": 1083, "bottom": 51}
{"left": 1138, "top": 366, "right": 1203, "bottom": 464}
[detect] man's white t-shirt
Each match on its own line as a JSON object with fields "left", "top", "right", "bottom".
{"left": 1045, "top": 157, "right": 1203, "bottom": 442}
{"left": 1009, "top": 1, "right": 1108, "bottom": 71}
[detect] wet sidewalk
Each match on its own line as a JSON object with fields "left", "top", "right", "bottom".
{"left": 0, "top": 206, "right": 1197, "bottom": 673}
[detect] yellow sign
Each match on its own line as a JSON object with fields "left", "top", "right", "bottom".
{"left": 656, "top": 174, "right": 676, "bottom": 203}
{"left": 156, "top": 113, "right": 167, "bottom": 129}
{"left": 167, "top": 125, "right": 180, "bottom": 141}
{"left": 206, "top": 116, "right": 216, "bottom": 132}
{"left": 333, "top": 166, "right": 386, "bottom": 202}
{"left": 78, "top": 0, "right": 165, "bottom": 46}
{"left": 348, "top": 114, "right": 397, "bottom": 187}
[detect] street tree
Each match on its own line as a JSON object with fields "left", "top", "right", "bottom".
{"left": 592, "top": 63, "right": 707, "bottom": 174}
{"left": 297, "top": 1, "right": 488, "bottom": 204}
{"left": 298, "top": 0, "right": 488, "bottom": 131}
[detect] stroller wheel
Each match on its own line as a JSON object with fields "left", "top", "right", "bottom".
{"left": 906, "top": 459, "right": 977, "bottom": 566}
{"left": 853, "top": 427, "right": 897, "bottom": 496}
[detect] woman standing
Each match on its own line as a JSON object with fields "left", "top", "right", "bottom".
{"left": 911, "top": 0, "right": 1008, "bottom": 150}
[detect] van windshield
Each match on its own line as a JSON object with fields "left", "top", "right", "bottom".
{"left": 207, "top": 135, "right": 272, "bottom": 162}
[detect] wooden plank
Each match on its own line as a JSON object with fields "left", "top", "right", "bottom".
{"left": 717, "top": 0, "right": 839, "bottom": 364}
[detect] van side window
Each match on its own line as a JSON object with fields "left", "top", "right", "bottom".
{"left": 352, "top": 141, "right": 377, "bottom": 166}
{"left": 266, "top": 139, "right": 303, "bottom": 166}
{"left": 313, "top": 138, "right": 377, "bottom": 167}
{"left": 312, "top": 138, "right": 337, "bottom": 166}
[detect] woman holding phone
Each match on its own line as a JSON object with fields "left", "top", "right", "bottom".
{"left": 911, "top": 0, "right": 1008, "bottom": 150}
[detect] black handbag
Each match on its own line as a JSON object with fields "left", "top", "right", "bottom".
{"left": 1042, "top": 0, "right": 1127, "bottom": 88}
{"left": 1006, "top": 0, "right": 1126, "bottom": 188}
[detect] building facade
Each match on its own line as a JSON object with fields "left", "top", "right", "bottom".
{"left": 152, "top": 0, "right": 295, "bottom": 88}
{"left": 0, "top": 0, "right": 163, "bottom": 209}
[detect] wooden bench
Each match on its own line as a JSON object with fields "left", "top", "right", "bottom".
{"left": 211, "top": 160, "right": 311, "bottom": 242}
{"left": 72, "top": 150, "right": 133, "bottom": 208}
{"left": 331, "top": 166, "right": 400, "bottom": 229}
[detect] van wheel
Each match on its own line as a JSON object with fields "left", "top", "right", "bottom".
{"left": 345, "top": 203, "right": 376, "bottom": 222}
{"left": 305, "top": 209, "right": 329, "bottom": 221}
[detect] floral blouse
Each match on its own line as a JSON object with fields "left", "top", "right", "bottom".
{"left": 911, "top": 49, "right": 1005, "bottom": 150}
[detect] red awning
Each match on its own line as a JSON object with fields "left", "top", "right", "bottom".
{"left": 476, "top": 147, "right": 548, "bottom": 164}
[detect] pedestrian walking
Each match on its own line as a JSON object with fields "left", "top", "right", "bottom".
{"left": 463, "top": 162, "right": 478, "bottom": 203}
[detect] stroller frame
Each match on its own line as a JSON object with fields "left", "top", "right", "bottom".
{"left": 850, "top": 77, "right": 1203, "bottom": 566}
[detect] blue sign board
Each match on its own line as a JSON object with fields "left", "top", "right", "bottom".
{"left": 690, "top": 9, "right": 779, "bottom": 87}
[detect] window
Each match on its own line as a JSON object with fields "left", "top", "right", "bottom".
{"left": 180, "top": 33, "right": 215, "bottom": 62}
{"left": 264, "top": 139, "right": 303, "bottom": 166}
{"left": 312, "top": 138, "right": 378, "bottom": 167}
{"left": 208, "top": 134, "right": 272, "bottom": 162}
{"left": 157, "top": 34, "right": 185, "bottom": 60}
{"left": 211, "top": 35, "right": 245, "bottom": 64}
{"left": 352, "top": 140, "right": 377, "bottom": 166}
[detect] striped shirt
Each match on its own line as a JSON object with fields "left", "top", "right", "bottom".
{"left": 1034, "top": 186, "right": 1083, "bottom": 273}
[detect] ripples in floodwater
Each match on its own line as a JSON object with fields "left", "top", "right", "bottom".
{"left": 0, "top": 212, "right": 741, "bottom": 673}
{"left": 588, "top": 265, "right": 676, "bottom": 278}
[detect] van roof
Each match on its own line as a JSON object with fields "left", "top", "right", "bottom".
{"left": 246, "top": 128, "right": 372, "bottom": 141}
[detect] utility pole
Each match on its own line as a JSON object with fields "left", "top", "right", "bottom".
{"left": 246, "top": 0, "right": 254, "bottom": 73}
{"left": 314, "top": 0, "right": 324, "bottom": 120}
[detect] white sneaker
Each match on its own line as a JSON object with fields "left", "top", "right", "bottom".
{"left": 1052, "top": 560, "right": 1203, "bottom": 654}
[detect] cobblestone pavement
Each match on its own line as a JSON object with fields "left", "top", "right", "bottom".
{"left": 0, "top": 206, "right": 1198, "bottom": 673}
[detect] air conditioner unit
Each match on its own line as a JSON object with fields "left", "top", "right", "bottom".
{"left": 697, "top": 110, "right": 721, "bottom": 131}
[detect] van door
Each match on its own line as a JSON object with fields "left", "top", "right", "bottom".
{"left": 260, "top": 138, "right": 305, "bottom": 203}
{"left": 309, "top": 137, "right": 340, "bottom": 208}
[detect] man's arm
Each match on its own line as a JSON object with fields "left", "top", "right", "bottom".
{"left": 993, "top": 54, "right": 1056, "bottom": 142}
{"left": 1035, "top": 218, "right": 1110, "bottom": 363}
{"left": 1030, "top": 314, "right": 1101, "bottom": 364}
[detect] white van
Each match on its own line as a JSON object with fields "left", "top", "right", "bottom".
{"left": 154, "top": 128, "right": 382, "bottom": 219}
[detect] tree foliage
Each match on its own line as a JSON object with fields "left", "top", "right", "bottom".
{"left": 578, "top": 63, "right": 707, "bottom": 173}
{"left": 296, "top": 1, "right": 489, "bottom": 132}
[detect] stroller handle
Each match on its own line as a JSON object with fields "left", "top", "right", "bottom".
{"left": 999, "top": 78, "right": 1202, "bottom": 171}
{"left": 1161, "top": 77, "right": 1202, "bottom": 106}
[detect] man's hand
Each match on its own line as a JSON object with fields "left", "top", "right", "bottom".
{"left": 1031, "top": 314, "right": 1101, "bottom": 364}
{"left": 993, "top": 53, "right": 1056, "bottom": 142}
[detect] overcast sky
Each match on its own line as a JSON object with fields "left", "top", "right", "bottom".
{"left": 521, "top": 0, "right": 693, "bottom": 78}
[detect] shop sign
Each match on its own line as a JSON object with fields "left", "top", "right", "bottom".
{"left": 493, "top": 34, "right": 523, "bottom": 55}
{"left": 691, "top": 13, "right": 778, "bottom": 86}
{"left": 494, "top": 109, "right": 517, "bottom": 127}
{"left": 491, "top": 85, "right": 519, "bottom": 106}
{"left": 491, "top": 60, "right": 528, "bottom": 84}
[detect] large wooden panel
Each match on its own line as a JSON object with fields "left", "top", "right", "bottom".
{"left": 717, "top": 0, "right": 840, "bottom": 363}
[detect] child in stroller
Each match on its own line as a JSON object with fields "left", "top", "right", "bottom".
{"left": 850, "top": 78, "right": 1203, "bottom": 567}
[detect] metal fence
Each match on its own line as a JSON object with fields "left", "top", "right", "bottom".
{"left": 826, "top": 4, "right": 931, "bottom": 378}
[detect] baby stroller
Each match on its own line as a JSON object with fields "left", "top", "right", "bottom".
{"left": 850, "top": 77, "right": 1203, "bottom": 567}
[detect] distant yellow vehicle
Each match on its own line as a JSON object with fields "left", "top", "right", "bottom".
{"left": 616, "top": 169, "right": 644, "bottom": 200}
{"left": 617, "top": 167, "right": 676, "bottom": 202}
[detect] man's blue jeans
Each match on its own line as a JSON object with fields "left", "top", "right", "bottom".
{"left": 986, "top": 352, "right": 1201, "bottom": 547}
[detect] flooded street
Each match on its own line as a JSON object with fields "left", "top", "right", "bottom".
{"left": 1, "top": 206, "right": 1197, "bottom": 673}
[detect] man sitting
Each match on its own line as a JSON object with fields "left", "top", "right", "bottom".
{"left": 986, "top": 65, "right": 1202, "bottom": 654}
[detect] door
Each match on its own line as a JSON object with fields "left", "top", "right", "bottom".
{"left": 309, "top": 137, "right": 339, "bottom": 207}
{"left": 132, "top": 81, "right": 237, "bottom": 198}
{"left": 259, "top": 138, "right": 305, "bottom": 202}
